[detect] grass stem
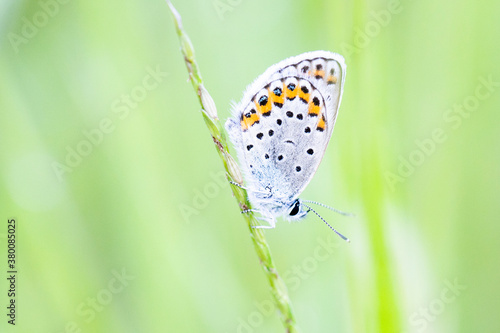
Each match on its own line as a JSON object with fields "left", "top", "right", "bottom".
{"left": 166, "top": 2, "right": 299, "bottom": 331}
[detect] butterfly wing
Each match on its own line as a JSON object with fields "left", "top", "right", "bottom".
{"left": 226, "top": 51, "right": 346, "bottom": 214}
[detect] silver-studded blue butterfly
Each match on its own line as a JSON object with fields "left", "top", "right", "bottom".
{"left": 225, "top": 51, "right": 349, "bottom": 240}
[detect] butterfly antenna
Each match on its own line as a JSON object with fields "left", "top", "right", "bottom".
{"left": 302, "top": 200, "right": 355, "bottom": 217}
{"left": 302, "top": 203, "right": 350, "bottom": 242}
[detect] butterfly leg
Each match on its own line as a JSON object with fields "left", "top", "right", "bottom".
{"left": 230, "top": 183, "right": 272, "bottom": 199}
{"left": 252, "top": 216, "right": 276, "bottom": 229}
{"left": 229, "top": 181, "right": 247, "bottom": 190}
{"left": 240, "top": 209, "right": 276, "bottom": 229}
{"left": 241, "top": 208, "right": 258, "bottom": 214}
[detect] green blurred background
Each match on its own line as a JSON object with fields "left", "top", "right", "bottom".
{"left": 1, "top": 0, "right": 499, "bottom": 332}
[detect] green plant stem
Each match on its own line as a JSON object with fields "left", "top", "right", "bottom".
{"left": 166, "top": 2, "right": 299, "bottom": 332}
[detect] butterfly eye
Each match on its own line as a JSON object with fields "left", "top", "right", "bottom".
{"left": 289, "top": 200, "right": 301, "bottom": 216}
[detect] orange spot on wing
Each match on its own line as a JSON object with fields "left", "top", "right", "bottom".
{"left": 308, "top": 103, "right": 320, "bottom": 116}
{"left": 285, "top": 84, "right": 298, "bottom": 100}
{"left": 299, "top": 89, "right": 310, "bottom": 103}
{"left": 240, "top": 113, "right": 260, "bottom": 131}
{"left": 317, "top": 115, "right": 326, "bottom": 131}
{"left": 327, "top": 75, "right": 337, "bottom": 84}
{"left": 313, "top": 70, "right": 325, "bottom": 79}
{"left": 269, "top": 85, "right": 285, "bottom": 105}
{"left": 255, "top": 97, "right": 271, "bottom": 115}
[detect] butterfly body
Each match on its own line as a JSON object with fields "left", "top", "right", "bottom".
{"left": 226, "top": 51, "right": 346, "bottom": 228}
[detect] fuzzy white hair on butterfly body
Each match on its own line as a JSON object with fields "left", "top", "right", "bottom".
{"left": 225, "top": 51, "right": 348, "bottom": 239}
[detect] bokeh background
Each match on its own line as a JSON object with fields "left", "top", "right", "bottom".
{"left": 1, "top": 0, "right": 499, "bottom": 332}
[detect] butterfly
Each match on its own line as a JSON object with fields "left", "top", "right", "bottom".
{"left": 225, "top": 51, "right": 349, "bottom": 240}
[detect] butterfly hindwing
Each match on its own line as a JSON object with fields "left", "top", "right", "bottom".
{"left": 226, "top": 51, "right": 346, "bottom": 218}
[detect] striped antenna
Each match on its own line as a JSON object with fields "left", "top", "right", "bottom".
{"left": 301, "top": 200, "right": 354, "bottom": 217}
{"left": 302, "top": 203, "right": 350, "bottom": 242}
